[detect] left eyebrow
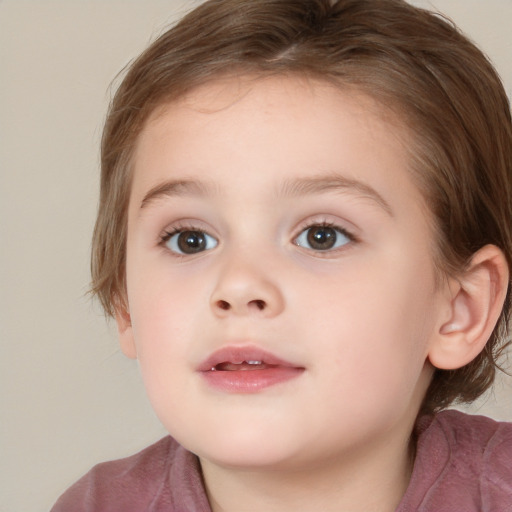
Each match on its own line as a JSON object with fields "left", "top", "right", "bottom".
{"left": 279, "top": 174, "right": 393, "bottom": 216}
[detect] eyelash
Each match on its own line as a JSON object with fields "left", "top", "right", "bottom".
{"left": 293, "top": 220, "right": 357, "bottom": 252}
{"left": 159, "top": 219, "right": 357, "bottom": 258}
{"left": 159, "top": 223, "right": 218, "bottom": 257}
{"left": 159, "top": 224, "right": 205, "bottom": 244}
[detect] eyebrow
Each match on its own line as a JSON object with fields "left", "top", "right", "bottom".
{"left": 139, "top": 173, "right": 393, "bottom": 216}
{"left": 139, "top": 179, "right": 214, "bottom": 210}
{"left": 280, "top": 174, "right": 393, "bottom": 216}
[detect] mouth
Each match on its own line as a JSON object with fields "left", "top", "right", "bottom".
{"left": 198, "top": 346, "right": 305, "bottom": 393}
{"left": 211, "top": 360, "right": 279, "bottom": 371}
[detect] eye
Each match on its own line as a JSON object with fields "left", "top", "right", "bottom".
{"left": 294, "top": 224, "right": 352, "bottom": 251}
{"left": 164, "top": 229, "right": 218, "bottom": 255}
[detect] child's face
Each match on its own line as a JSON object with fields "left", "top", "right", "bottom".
{"left": 119, "top": 76, "right": 448, "bottom": 470}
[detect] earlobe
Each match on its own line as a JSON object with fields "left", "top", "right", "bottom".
{"left": 115, "top": 305, "right": 138, "bottom": 359}
{"left": 428, "top": 245, "right": 509, "bottom": 370}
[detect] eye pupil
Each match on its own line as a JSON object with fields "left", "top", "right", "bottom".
{"left": 307, "top": 226, "right": 336, "bottom": 250}
{"left": 178, "top": 231, "right": 206, "bottom": 253}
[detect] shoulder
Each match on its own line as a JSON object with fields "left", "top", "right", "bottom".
{"left": 50, "top": 436, "right": 209, "bottom": 512}
{"left": 403, "top": 410, "right": 512, "bottom": 511}
{"left": 431, "top": 410, "right": 512, "bottom": 452}
{"left": 434, "top": 410, "right": 512, "bottom": 496}
{"left": 432, "top": 409, "right": 512, "bottom": 467}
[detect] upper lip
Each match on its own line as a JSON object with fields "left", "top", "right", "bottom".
{"left": 197, "top": 345, "right": 303, "bottom": 372}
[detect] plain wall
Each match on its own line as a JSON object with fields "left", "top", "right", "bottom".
{"left": 1, "top": 1, "right": 511, "bottom": 511}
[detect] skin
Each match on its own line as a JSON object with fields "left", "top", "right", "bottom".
{"left": 116, "top": 76, "right": 507, "bottom": 511}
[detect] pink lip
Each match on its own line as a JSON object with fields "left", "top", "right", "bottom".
{"left": 198, "top": 345, "right": 305, "bottom": 393}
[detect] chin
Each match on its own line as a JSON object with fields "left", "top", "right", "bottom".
{"left": 200, "top": 447, "right": 300, "bottom": 471}
{"left": 183, "top": 425, "right": 302, "bottom": 470}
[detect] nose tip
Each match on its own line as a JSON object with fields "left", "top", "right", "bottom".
{"left": 210, "top": 262, "right": 284, "bottom": 318}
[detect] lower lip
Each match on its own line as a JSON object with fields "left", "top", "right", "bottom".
{"left": 200, "top": 366, "right": 304, "bottom": 393}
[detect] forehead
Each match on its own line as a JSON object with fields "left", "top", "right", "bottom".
{"left": 130, "top": 75, "right": 427, "bottom": 221}
{"left": 139, "top": 73, "right": 408, "bottom": 143}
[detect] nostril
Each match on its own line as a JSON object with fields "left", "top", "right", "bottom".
{"left": 217, "top": 300, "right": 230, "bottom": 310}
{"left": 213, "top": 298, "right": 267, "bottom": 313}
{"left": 251, "top": 299, "right": 266, "bottom": 311}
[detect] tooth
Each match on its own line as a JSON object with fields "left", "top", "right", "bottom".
{"left": 210, "top": 367, "right": 217, "bottom": 371}
{"left": 247, "top": 360, "right": 262, "bottom": 365}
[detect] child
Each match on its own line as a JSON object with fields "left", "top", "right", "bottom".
{"left": 52, "top": 0, "right": 512, "bottom": 510}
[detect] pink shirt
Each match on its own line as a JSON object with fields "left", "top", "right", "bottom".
{"left": 51, "top": 410, "right": 512, "bottom": 511}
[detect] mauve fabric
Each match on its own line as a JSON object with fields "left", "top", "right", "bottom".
{"left": 51, "top": 410, "right": 512, "bottom": 511}
{"left": 397, "top": 410, "right": 512, "bottom": 511}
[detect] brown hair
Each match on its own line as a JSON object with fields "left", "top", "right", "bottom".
{"left": 92, "top": 0, "right": 512, "bottom": 414}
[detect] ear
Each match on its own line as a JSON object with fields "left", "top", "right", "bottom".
{"left": 428, "top": 244, "right": 509, "bottom": 370}
{"left": 114, "top": 303, "right": 137, "bottom": 359}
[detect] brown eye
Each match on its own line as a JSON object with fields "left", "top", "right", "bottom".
{"left": 307, "top": 226, "right": 336, "bottom": 250}
{"left": 178, "top": 231, "right": 205, "bottom": 253}
{"left": 295, "top": 224, "right": 351, "bottom": 251}
{"left": 166, "top": 230, "right": 218, "bottom": 255}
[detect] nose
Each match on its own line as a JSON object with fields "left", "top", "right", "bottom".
{"left": 210, "top": 259, "right": 285, "bottom": 318}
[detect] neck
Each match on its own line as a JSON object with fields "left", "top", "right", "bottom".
{"left": 200, "top": 431, "right": 415, "bottom": 512}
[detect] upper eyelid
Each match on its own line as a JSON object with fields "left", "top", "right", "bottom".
{"left": 159, "top": 220, "right": 217, "bottom": 240}
{"left": 292, "top": 218, "right": 358, "bottom": 242}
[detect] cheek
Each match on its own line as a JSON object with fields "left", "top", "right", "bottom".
{"left": 125, "top": 257, "right": 201, "bottom": 370}
{"left": 130, "top": 287, "right": 198, "bottom": 356}
{"left": 126, "top": 272, "right": 201, "bottom": 430}
{"left": 300, "top": 253, "right": 437, "bottom": 387}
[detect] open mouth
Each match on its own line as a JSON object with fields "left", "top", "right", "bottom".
{"left": 211, "top": 360, "right": 276, "bottom": 371}
{"left": 199, "top": 346, "right": 304, "bottom": 392}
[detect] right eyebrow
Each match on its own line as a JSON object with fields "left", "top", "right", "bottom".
{"left": 139, "top": 178, "right": 214, "bottom": 210}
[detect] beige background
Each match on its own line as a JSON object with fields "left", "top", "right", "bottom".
{"left": 1, "top": 1, "right": 511, "bottom": 511}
